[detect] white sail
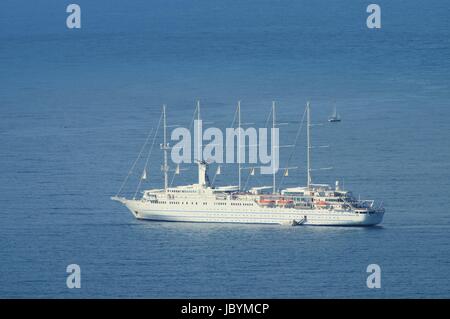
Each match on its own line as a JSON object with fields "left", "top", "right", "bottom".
{"left": 141, "top": 169, "right": 147, "bottom": 180}
{"left": 284, "top": 169, "right": 289, "bottom": 177}
{"left": 216, "top": 165, "right": 221, "bottom": 175}
{"left": 250, "top": 167, "right": 255, "bottom": 176}
{"left": 175, "top": 164, "right": 180, "bottom": 175}
{"left": 328, "top": 105, "right": 341, "bottom": 122}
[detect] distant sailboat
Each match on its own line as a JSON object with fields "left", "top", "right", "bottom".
{"left": 141, "top": 169, "right": 147, "bottom": 180}
{"left": 328, "top": 106, "right": 341, "bottom": 122}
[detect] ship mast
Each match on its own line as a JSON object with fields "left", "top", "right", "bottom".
{"left": 162, "top": 104, "right": 169, "bottom": 191}
{"left": 307, "top": 101, "right": 311, "bottom": 189}
{"left": 197, "top": 100, "right": 202, "bottom": 166}
{"left": 196, "top": 100, "right": 206, "bottom": 187}
{"left": 272, "top": 101, "right": 276, "bottom": 194}
{"left": 197, "top": 100, "right": 201, "bottom": 152}
{"left": 238, "top": 101, "right": 241, "bottom": 191}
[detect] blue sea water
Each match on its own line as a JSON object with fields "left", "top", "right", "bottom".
{"left": 1, "top": 0, "right": 449, "bottom": 298}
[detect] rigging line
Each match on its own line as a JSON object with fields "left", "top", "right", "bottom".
{"left": 188, "top": 103, "right": 199, "bottom": 132}
{"left": 169, "top": 166, "right": 177, "bottom": 187}
{"left": 133, "top": 111, "right": 163, "bottom": 199}
{"left": 264, "top": 106, "right": 272, "bottom": 128}
{"left": 278, "top": 106, "right": 307, "bottom": 191}
{"left": 250, "top": 172, "right": 265, "bottom": 190}
{"left": 211, "top": 165, "right": 219, "bottom": 186}
{"left": 241, "top": 106, "right": 272, "bottom": 191}
{"left": 230, "top": 103, "right": 239, "bottom": 129}
{"left": 243, "top": 166, "right": 255, "bottom": 191}
{"left": 116, "top": 127, "right": 154, "bottom": 197}
{"left": 171, "top": 105, "right": 199, "bottom": 187}
{"left": 211, "top": 104, "right": 239, "bottom": 184}
{"left": 244, "top": 106, "right": 273, "bottom": 190}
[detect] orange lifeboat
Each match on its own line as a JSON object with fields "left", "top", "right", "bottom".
{"left": 259, "top": 196, "right": 276, "bottom": 205}
{"left": 276, "top": 198, "right": 293, "bottom": 206}
{"left": 315, "top": 200, "right": 328, "bottom": 207}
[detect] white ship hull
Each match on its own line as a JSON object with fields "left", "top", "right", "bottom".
{"left": 121, "top": 199, "right": 384, "bottom": 226}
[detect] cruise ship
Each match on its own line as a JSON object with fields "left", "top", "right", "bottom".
{"left": 112, "top": 102, "right": 384, "bottom": 226}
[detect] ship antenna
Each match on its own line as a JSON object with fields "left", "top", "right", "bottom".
{"left": 238, "top": 100, "right": 241, "bottom": 192}
{"left": 307, "top": 101, "right": 312, "bottom": 190}
{"left": 272, "top": 101, "right": 276, "bottom": 194}
{"left": 162, "top": 104, "right": 169, "bottom": 191}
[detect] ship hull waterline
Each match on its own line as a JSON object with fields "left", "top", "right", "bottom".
{"left": 120, "top": 199, "right": 384, "bottom": 227}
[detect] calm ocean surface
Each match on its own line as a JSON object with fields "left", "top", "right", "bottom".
{"left": 1, "top": 0, "right": 449, "bottom": 297}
